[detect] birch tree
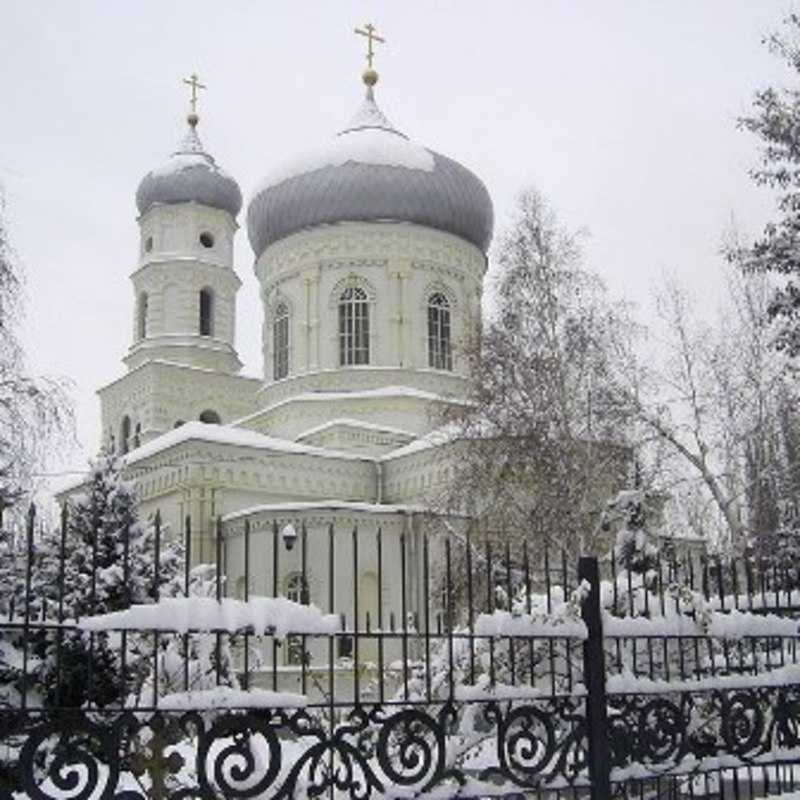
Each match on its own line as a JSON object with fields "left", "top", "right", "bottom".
{"left": 0, "top": 190, "right": 72, "bottom": 510}
{"left": 438, "top": 189, "right": 641, "bottom": 557}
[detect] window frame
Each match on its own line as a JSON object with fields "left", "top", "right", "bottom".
{"left": 427, "top": 292, "right": 453, "bottom": 371}
{"left": 273, "top": 303, "right": 290, "bottom": 380}
{"left": 120, "top": 416, "right": 131, "bottom": 455}
{"left": 137, "top": 292, "right": 148, "bottom": 340}
{"left": 338, "top": 286, "right": 370, "bottom": 366}
{"left": 199, "top": 288, "right": 214, "bottom": 337}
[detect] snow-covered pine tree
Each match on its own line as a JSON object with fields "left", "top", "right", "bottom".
{"left": 731, "top": 14, "right": 800, "bottom": 355}
{"left": 36, "top": 455, "right": 181, "bottom": 705}
{"left": 32, "top": 454, "right": 182, "bottom": 707}
{"left": 0, "top": 455, "right": 239, "bottom": 711}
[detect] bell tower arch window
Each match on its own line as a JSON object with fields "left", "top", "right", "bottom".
{"left": 339, "top": 286, "right": 369, "bottom": 366}
{"left": 120, "top": 415, "right": 131, "bottom": 455}
{"left": 137, "top": 292, "right": 148, "bottom": 340}
{"left": 273, "top": 303, "right": 290, "bottom": 380}
{"left": 427, "top": 292, "right": 452, "bottom": 371}
{"left": 199, "top": 288, "right": 214, "bottom": 337}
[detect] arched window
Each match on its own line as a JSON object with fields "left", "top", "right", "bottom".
{"left": 199, "top": 288, "right": 214, "bottom": 336}
{"left": 338, "top": 286, "right": 369, "bottom": 366}
{"left": 273, "top": 303, "right": 289, "bottom": 380}
{"left": 427, "top": 293, "right": 452, "bottom": 371}
{"left": 120, "top": 416, "right": 131, "bottom": 455}
{"left": 285, "top": 573, "right": 310, "bottom": 665}
{"left": 133, "top": 422, "right": 141, "bottom": 449}
{"left": 286, "top": 572, "right": 310, "bottom": 605}
{"left": 199, "top": 410, "right": 221, "bottom": 424}
{"left": 137, "top": 292, "right": 148, "bottom": 340}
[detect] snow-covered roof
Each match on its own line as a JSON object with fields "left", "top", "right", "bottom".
{"left": 52, "top": 422, "right": 372, "bottom": 498}
{"left": 234, "top": 384, "right": 458, "bottom": 427}
{"left": 123, "top": 421, "right": 372, "bottom": 467}
{"left": 295, "top": 417, "right": 416, "bottom": 441}
{"left": 379, "top": 423, "right": 460, "bottom": 461}
{"left": 222, "top": 499, "right": 430, "bottom": 524}
{"left": 98, "top": 358, "right": 259, "bottom": 393}
{"left": 136, "top": 121, "right": 242, "bottom": 218}
{"left": 246, "top": 86, "right": 493, "bottom": 257}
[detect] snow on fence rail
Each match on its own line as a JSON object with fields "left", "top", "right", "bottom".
{"left": 79, "top": 595, "right": 340, "bottom": 637}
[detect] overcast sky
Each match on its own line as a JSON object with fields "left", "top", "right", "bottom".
{"left": 0, "top": 0, "right": 795, "bottom": 471}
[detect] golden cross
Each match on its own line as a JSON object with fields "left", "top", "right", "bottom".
{"left": 182, "top": 72, "right": 206, "bottom": 114}
{"left": 354, "top": 23, "right": 385, "bottom": 70}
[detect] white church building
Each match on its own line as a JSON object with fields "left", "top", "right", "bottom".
{"left": 85, "top": 56, "right": 493, "bottom": 678}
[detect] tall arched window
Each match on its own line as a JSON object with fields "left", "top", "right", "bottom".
{"left": 133, "top": 422, "right": 141, "bottom": 449}
{"left": 427, "top": 293, "right": 452, "bottom": 371}
{"left": 137, "top": 292, "right": 148, "bottom": 340}
{"left": 285, "top": 573, "right": 310, "bottom": 665}
{"left": 199, "top": 288, "right": 214, "bottom": 336}
{"left": 120, "top": 416, "right": 131, "bottom": 455}
{"left": 339, "top": 286, "right": 369, "bottom": 366}
{"left": 273, "top": 303, "right": 289, "bottom": 380}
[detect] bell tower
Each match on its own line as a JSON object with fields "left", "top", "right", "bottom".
{"left": 98, "top": 75, "right": 258, "bottom": 453}
{"left": 128, "top": 76, "right": 243, "bottom": 374}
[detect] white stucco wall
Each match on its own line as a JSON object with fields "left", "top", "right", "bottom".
{"left": 254, "top": 221, "right": 486, "bottom": 395}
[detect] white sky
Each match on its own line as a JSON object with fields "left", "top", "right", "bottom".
{"left": 0, "top": 0, "right": 795, "bottom": 471}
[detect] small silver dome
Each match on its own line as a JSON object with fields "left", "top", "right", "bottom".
{"left": 247, "top": 89, "right": 493, "bottom": 258}
{"left": 136, "top": 124, "right": 242, "bottom": 218}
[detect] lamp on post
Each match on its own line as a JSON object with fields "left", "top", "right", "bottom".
{"left": 281, "top": 523, "right": 297, "bottom": 552}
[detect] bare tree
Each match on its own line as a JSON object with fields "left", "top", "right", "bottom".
{"left": 435, "top": 189, "right": 641, "bottom": 557}
{"left": 0, "top": 189, "right": 72, "bottom": 511}
{"left": 631, "top": 267, "right": 795, "bottom": 552}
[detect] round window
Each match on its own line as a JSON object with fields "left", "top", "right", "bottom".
{"left": 144, "top": 236, "right": 153, "bottom": 253}
{"left": 199, "top": 231, "right": 214, "bottom": 248}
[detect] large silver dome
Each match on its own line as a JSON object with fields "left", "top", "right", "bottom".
{"left": 136, "top": 123, "right": 242, "bottom": 218}
{"left": 247, "top": 88, "right": 493, "bottom": 258}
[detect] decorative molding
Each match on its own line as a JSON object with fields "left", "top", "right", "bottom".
{"left": 326, "top": 272, "right": 378, "bottom": 309}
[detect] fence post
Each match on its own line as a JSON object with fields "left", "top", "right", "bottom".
{"left": 578, "top": 556, "right": 611, "bottom": 799}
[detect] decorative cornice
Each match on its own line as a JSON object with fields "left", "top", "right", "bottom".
{"left": 255, "top": 222, "right": 485, "bottom": 285}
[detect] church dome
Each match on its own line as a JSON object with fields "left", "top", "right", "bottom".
{"left": 136, "top": 120, "right": 242, "bottom": 218}
{"left": 247, "top": 86, "right": 493, "bottom": 258}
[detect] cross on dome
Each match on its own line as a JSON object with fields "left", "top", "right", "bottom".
{"left": 354, "top": 22, "right": 385, "bottom": 87}
{"left": 182, "top": 72, "right": 206, "bottom": 127}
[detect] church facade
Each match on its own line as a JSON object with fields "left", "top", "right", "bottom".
{"left": 86, "top": 62, "right": 493, "bottom": 682}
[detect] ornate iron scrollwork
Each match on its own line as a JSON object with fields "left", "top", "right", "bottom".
{"left": 607, "top": 684, "right": 800, "bottom": 776}
{"left": 1, "top": 697, "right": 590, "bottom": 799}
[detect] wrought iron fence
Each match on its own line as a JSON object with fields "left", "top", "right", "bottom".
{"left": 1, "top": 504, "right": 800, "bottom": 799}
